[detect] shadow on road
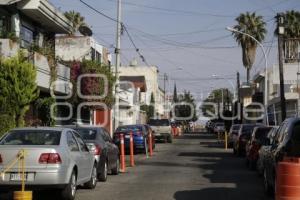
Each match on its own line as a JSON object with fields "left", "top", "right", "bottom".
{"left": 173, "top": 134, "right": 273, "bottom": 200}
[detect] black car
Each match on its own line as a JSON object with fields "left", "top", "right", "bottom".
{"left": 256, "top": 126, "right": 279, "bottom": 176}
{"left": 65, "top": 125, "right": 120, "bottom": 182}
{"left": 263, "top": 118, "right": 300, "bottom": 195}
{"left": 233, "top": 124, "right": 262, "bottom": 156}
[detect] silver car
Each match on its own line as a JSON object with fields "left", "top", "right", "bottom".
{"left": 0, "top": 127, "right": 97, "bottom": 200}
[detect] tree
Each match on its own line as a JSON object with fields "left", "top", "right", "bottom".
{"left": 0, "top": 54, "right": 39, "bottom": 126}
{"left": 201, "top": 88, "right": 233, "bottom": 119}
{"left": 64, "top": 10, "right": 86, "bottom": 35}
{"left": 279, "top": 10, "right": 300, "bottom": 38}
{"left": 232, "top": 12, "right": 267, "bottom": 84}
{"left": 140, "top": 92, "right": 155, "bottom": 120}
{"left": 69, "top": 60, "right": 116, "bottom": 120}
{"left": 175, "top": 90, "right": 198, "bottom": 122}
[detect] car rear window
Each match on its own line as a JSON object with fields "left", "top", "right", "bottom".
{"left": 116, "top": 126, "right": 143, "bottom": 132}
{"left": 0, "top": 130, "right": 61, "bottom": 145}
{"left": 74, "top": 129, "right": 97, "bottom": 140}
{"left": 148, "top": 119, "right": 170, "bottom": 126}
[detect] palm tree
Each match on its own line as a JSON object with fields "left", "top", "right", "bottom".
{"left": 282, "top": 10, "right": 300, "bottom": 38}
{"left": 64, "top": 10, "right": 86, "bottom": 35}
{"left": 232, "top": 12, "right": 267, "bottom": 84}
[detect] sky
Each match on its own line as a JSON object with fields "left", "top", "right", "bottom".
{"left": 50, "top": 0, "right": 300, "bottom": 103}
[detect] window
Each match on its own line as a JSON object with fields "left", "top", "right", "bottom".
{"left": 74, "top": 132, "right": 89, "bottom": 152}
{"left": 0, "top": 130, "right": 61, "bottom": 145}
{"left": 67, "top": 131, "right": 79, "bottom": 152}
{"left": 20, "top": 25, "right": 34, "bottom": 48}
{"left": 96, "top": 52, "right": 101, "bottom": 63}
{"left": 102, "top": 129, "right": 112, "bottom": 142}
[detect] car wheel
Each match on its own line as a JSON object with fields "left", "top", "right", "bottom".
{"left": 167, "top": 135, "right": 173, "bottom": 143}
{"left": 111, "top": 157, "right": 120, "bottom": 175}
{"left": 61, "top": 170, "right": 77, "bottom": 200}
{"left": 98, "top": 159, "right": 108, "bottom": 182}
{"left": 263, "top": 169, "right": 273, "bottom": 196}
{"left": 84, "top": 164, "right": 97, "bottom": 189}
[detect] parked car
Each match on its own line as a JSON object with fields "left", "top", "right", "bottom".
{"left": 148, "top": 119, "right": 173, "bottom": 143}
{"left": 263, "top": 118, "right": 300, "bottom": 195}
{"left": 245, "top": 126, "right": 272, "bottom": 169}
{"left": 113, "top": 124, "right": 155, "bottom": 153}
{"left": 213, "top": 122, "right": 225, "bottom": 133}
{"left": 233, "top": 124, "right": 262, "bottom": 156}
{"left": 64, "top": 125, "right": 120, "bottom": 182}
{"left": 0, "top": 127, "right": 97, "bottom": 200}
{"left": 256, "top": 126, "right": 279, "bottom": 176}
{"left": 228, "top": 124, "right": 241, "bottom": 148}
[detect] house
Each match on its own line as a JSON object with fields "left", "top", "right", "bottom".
{"left": 118, "top": 60, "right": 165, "bottom": 118}
{"left": 0, "top": 0, "right": 73, "bottom": 124}
{"left": 55, "top": 35, "right": 113, "bottom": 131}
{"left": 118, "top": 76, "right": 147, "bottom": 126}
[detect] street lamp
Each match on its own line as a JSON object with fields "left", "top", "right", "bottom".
{"left": 226, "top": 27, "right": 269, "bottom": 125}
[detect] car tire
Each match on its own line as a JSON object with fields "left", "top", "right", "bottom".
{"left": 167, "top": 135, "right": 173, "bottom": 143}
{"left": 84, "top": 164, "right": 97, "bottom": 189}
{"left": 98, "top": 159, "right": 108, "bottom": 182}
{"left": 111, "top": 157, "right": 120, "bottom": 175}
{"left": 61, "top": 170, "right": 77, "bottom": 200}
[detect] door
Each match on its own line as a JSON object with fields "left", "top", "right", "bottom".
{"left": 73, "top": 131, "right": 93, "bottom": 182}
{"left": 66, "top": 131, "right": 82, "bottom": 182}
{"left": 102, "top": 129, "right": 116, "bottom": 168}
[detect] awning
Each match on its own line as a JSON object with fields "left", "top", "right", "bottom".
{"left": 0, "top": 0, "right": 22, "bottom": 5}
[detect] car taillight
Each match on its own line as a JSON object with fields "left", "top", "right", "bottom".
{"left": 94, "top": 145, "right": 102, "bottom": 156}
{"left": 0, "top": 154, "right": 2, "bottom": 164}
{"left": 39, "top": 153, "right": 62, "bottom": 164}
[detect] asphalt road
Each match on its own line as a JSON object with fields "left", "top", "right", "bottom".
{"left": 0, "top": 133, "right": 273, "bottom": 200}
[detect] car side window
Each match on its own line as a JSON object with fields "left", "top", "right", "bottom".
{"left": 102, "top": 129, "right": 112, "bottom": 142}
{"left": 275, "top": 123, "right": 287, "bottom": 144}
{"left": 73, "top": 132, "right": 89, "bottom": 152}
{"left": 66, "top": 131, "right": 79, "bottom": 152}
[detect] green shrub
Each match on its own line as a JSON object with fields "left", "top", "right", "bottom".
{"left": 0, "top": 114, "right": 16, "bottom": 137}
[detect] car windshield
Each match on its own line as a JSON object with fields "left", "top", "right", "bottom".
{"left": 116, "top": 126, "right": 143, "bottom": 132}
{"left": 74, "top": 129, "right": 97, "bottom": 140}
{"left": 148, "top": 119, "right": 170, "bottom": 126}
{"left": 0, "top": 130, "right": 61, "bottom": 145}
{"left": 242, "top": 125, "right": 256, "bottom": 135}
{"left": 232, "top": 125, "right": 240, "bottom": 131}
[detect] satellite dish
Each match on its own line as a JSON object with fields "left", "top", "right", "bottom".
{"left": 79, "top": 25, "right": 93, "bottom": 36}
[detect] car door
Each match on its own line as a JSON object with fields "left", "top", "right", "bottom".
{"left": 73, "top": 131, "right": 94, "bottom": 182}
{"left": 102, "top": 129, "right": 116, "bottom": 167}
{"left": 66, "top": 131, "right": 83, "bottom": 182}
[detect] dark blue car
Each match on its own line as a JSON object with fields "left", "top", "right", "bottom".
{"left": 113, "top": 124, "right": 155, "bottom": 153}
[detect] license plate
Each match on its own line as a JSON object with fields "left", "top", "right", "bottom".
{"left": 125, "top": 135, "right": 130, "bottom": 139}
{"left": 10, "top": 173, "right": 34, "bottom": 182}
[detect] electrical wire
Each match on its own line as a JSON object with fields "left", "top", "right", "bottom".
{"left": 79, "top": 0, "right": 150, "bottom": 66}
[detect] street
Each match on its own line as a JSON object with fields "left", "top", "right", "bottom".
{"left": 0, "top": 132, "right": 273, "bottom": 200}
{"left": 73, "top": 133, "right": 270, "bottom": 200}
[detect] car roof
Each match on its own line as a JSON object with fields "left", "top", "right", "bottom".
{"left": 11, "top": 127, "right": 68, "bottom": 132}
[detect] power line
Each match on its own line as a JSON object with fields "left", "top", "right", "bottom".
{"left": 79, "top": 0, "right": 151, "bottom": 67}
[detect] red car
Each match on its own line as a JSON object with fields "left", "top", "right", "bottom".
{"left": 245, "top": 126, "right": 272, "bottom": 169}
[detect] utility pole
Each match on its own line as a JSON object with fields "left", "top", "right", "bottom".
{"left": 236, "top": 72, "right": 242, "bottom": 122}
{"left": 163, "top": 73, "right": 168, "bottom": 117}
{"left": 113, "top": 0, "right": 122, "bottom": 131}
{"left": 277, "top": 13, "right": 287, "bottom": 122}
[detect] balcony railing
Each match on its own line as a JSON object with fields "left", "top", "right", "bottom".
{"left": 284, "top": 38, "right": 300, "bottom": 63}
